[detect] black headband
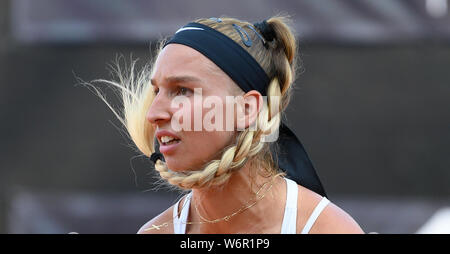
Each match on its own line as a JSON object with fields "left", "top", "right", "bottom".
{"left": 151, "top": 20, "right": 327, "bottom": 197}
{"left": 163, "top": 22, "right": 269, "bottom": 96}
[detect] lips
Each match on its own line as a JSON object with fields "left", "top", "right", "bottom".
{"left": 155, "top": 129, "right": 181, "bottom": 154}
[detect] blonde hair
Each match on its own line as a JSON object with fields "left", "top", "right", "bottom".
{"left": 82, "top": 15, "right": 299, "bottom": 190}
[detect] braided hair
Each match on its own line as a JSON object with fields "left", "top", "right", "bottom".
{"left": 83, "top": 15, "right": 299, "bottom": 190}
{"left": 152, "top": 15, "right": 299, "bottom": 189}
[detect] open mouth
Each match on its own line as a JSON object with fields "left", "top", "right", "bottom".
{"left": 160, "top": 136, "right": 181, "bottom": 146}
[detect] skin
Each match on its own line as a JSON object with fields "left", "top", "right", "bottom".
{"left": 147, "top": 44, "right": 246, "bottom": 172}
{"left": 140, "top": 43, "right": 365, "bottom": 234}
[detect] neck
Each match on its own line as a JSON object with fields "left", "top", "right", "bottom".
{"left": 188, "top": 160, "right": 285, "bottom": 233}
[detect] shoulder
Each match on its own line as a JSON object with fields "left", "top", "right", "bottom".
{"left": 137, "top": 203, "right": 176, "bottom": 234}
{"left": 296, "top": 185, "right": 365, "bottom": 234}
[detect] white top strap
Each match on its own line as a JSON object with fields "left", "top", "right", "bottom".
{"left": 173, "top": 192, "right": 192, "bottom": 234}
{"left": 301, "top": 197, "right": 330, "bottom": 234}
{"left": 280, "top": 178, "right": 298, "bottom": 234}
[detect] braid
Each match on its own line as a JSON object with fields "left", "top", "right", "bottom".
{"left": 86, "top": 15, "right": 299, "bottom": 190}
{"left": 153, "top": 76, "right": 284, "bottom": 189}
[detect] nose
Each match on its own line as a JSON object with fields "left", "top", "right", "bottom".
{"left": 146, "top": 93, "right": 172, "bottom": 126}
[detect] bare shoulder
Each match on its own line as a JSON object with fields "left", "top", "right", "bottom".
{"left": 297, "top": 185, "right": 365, "bottom": 234}
{"left": 137, "top": 204, "right": 175, "bottom": 234}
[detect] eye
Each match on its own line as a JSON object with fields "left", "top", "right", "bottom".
{"left": 177, "top": 86, "right": 192, "bottom": 96}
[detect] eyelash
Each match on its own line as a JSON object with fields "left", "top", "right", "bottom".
{"left": 177, "top": 87, "right": 192, "bottom": 96}
{"left": 153, "top": 86, "right": 192, "bottom": 96}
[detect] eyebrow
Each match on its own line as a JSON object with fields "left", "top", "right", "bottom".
{"left": 151, "top": 75, "right": 202, "bottom": 87}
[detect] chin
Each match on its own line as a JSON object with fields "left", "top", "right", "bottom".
{"left": 164, "top": 157, "right": 203, "bottom": 173}
{"left": 164, "top": 158, "right": 188, "bottom": 172}
{"left": 163, "top": 158, "right": 181, "bottom": 172}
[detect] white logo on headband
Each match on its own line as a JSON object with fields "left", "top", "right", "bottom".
{"left": 175, "top": 27, "right": 204, "bottom": 34}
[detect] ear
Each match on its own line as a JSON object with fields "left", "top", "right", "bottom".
{"left": 236, "top": 90, "right": 263, "bottom": 130}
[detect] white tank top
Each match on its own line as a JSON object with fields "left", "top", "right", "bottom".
{"left": 172, "top": 178, "right": 330, "bottom": 234}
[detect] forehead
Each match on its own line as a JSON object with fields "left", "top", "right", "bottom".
{"left": 152, "top": 44, "right": 222, "bottom": 83}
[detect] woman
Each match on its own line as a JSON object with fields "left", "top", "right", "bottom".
{"left": 90, "top": 15, "right": 364, "bottom": 234}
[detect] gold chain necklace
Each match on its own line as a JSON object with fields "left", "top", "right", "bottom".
{"left": 194, "top": 180, "right": 273, "bottom": 223}
{"left": 144, "top": 178, "right": 274, "bottom": 232}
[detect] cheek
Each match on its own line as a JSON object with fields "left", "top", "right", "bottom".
{"left": 186, "top": 129, "right": 234, "bottom": 162}
{"left": 177, "top": 101, "right": 236, "bottom": 169}
{"left": 166, "top": 130, "right": 233, "bottom": 172}
{"left": 182, "top": 96, "right": 231, "bottom": 131}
